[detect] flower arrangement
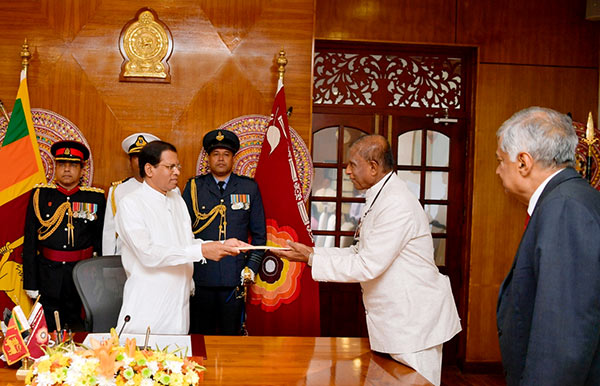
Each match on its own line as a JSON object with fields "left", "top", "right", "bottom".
{"left": 25, "top": 329, "right": 205, "bottom": 386}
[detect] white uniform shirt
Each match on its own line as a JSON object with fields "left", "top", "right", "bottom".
{"left": 312, "top": 172, "right": 461, "bottom": 354}
{"left": 115, "top": 181, "right": 206, "bottom": 334}
{"left": 102, "top": 178, "right": 142, "bottom": 256}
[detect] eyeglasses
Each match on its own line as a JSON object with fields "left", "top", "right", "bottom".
{"left": 157, "top": 163, "right": 182, "bottom": 172}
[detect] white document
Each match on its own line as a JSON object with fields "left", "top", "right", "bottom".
{"left": 237, "top": 245, "right": 291, "bottom": 250}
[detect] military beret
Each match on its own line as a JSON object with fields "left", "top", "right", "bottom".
{"left": 203, "top": 129, "right": 240, "bottom": 154}
{"left": 51, "top": 140, "right": 90, "bottom": 162}
{"left": 121, "top": 132, "right": 161, "bottom": 155}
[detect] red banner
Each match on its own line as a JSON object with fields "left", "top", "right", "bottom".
{"left": 246, "top": 80, "right": 320, "bottom": 336}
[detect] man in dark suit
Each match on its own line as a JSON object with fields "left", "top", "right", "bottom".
{"left": 23, "top": 140, "right": 106, "bottom": 331}
{"left": 496, "top": 107, "right": 600, "bottom": 386}
{"left": 182, "top": 129, "right": 266, "bottom": 335}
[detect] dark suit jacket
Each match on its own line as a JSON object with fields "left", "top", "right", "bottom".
{"left": 182, "top": 173, "right": 266, "bottom": 287}
{"left": 497, "top": 167, "right": 600, "bottom": 386}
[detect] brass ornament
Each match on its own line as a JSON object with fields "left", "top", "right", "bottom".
{"left": 119, "top": 8, "right": 173, "bottom": 83}
{"left": 135, "top": 135, "right": 147, "bottom": 147}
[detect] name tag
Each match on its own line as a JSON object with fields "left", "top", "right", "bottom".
{"left": 230, "top": 194, "right": 250, "bottom": 210}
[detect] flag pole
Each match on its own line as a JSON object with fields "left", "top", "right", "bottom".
{"left": 21, "top": 38, "right": 31, "bottom": 74}
{"left": 277, "top": 48, "right": 287, "bottom": 81}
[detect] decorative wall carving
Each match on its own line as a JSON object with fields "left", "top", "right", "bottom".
{"left": 314, "top": 52, "right": 462, "bottom": 110}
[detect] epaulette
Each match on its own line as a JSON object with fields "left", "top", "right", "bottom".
{"left": 111, "top": 176, "right": 132, "bottom": 187}
{"left": 187, "top": 175, "right": 204, "bottom": 184}
{"left": 80, "top": 186, "right": 105, "bottom": 194}
{"left": 236, "top": 174, "right": 255, "bottom": 181}
{"left": 33, "top": 182, "right": 57, "bottom": 189}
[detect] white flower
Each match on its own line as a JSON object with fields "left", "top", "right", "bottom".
{"left": 146, "top": 360, "right": 159, "bottom": 374}
{"left": 64, "top": 369, "right": 84, "bottom": 386}
{"left": 97, "top": 375, "right": 117, "bottom": 386}
{"left": 165, "top": 360, "right": 184, "bottom": 373}
{"left": 33, "top": 372, "right": 54, "bottom": 386}
{"left": 140, "top": 379, "right": 154, "bottom": 386}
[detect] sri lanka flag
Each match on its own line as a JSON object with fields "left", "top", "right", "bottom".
{"left": 0, "top": 68, "right": 46, "bottom": 316}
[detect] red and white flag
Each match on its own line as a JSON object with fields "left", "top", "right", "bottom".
{"left": 26, "top": 302, "right": 49, "bottom": 359}
{"left": 246, "top": 78, "right": 320, "bottom": 336}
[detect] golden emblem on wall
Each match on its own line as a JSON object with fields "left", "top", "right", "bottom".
{"left": 119, "top": 7, "right": 173, "bottom": 83}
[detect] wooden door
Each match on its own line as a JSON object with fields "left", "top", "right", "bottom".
{"left": 311, "top": 113, "right": 373, "bottom": 337}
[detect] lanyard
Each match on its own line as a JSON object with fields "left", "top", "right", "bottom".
{"left": 353, "top": 172, "right": 394, "bottom": 244}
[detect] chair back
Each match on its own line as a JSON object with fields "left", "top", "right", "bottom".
{"left": 72, "top": 256, "right": 127, "bottom": 332}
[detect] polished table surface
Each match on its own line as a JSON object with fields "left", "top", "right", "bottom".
{"left": 0, "top": 336, "right": 431, "bottom": 385}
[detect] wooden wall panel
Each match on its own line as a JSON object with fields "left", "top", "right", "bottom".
{"left": 468, "top": 63, "right": 598, "bottom": 361}
{"left": 457, "top": 0, "right": 599, "bottom": 67}
{"left": 315, "top": 0, "right": 456, "bottom": 43}
{"left": 0, "top": 0, "right": 314, "bottom": 194}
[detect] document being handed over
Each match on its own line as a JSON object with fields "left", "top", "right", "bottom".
{"left": 237, "top": 246, "right": 291, "bottom": 251}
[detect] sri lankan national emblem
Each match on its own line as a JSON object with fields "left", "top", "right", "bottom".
{"left": 119, "top": 7, "right": 173, "bottom": 83}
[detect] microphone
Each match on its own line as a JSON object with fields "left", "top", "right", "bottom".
{"left": 118, "top": 315, "right": 131, "bottom": 338}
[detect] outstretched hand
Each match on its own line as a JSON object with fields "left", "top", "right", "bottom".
{"left": 202, "top": 238, "right": 251, "bottom": 261}
{"left": 271, "top": 241, "right": 313, "bottom": 263}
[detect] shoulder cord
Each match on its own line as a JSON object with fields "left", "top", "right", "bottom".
{"left": 33, "top": 188, "right": 74, "bottom": 246}
{"left": 190, "top": 179, "right": 227, "bottom": 240}
{"left": 110, "top": 185, "right": 118, "bottom": 216}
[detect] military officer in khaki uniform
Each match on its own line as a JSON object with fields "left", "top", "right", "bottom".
{"left": 23, "top": 140, "right": 106, "bottom": 331}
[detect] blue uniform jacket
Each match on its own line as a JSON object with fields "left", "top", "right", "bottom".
{"left": 497, "top": 168, "right": 600, "bottom": 385}
{"left": 182, "top": 173, "right": 266, "bottom": 287}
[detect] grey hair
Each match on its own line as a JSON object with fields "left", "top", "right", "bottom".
{"left": 496, "top": 106, "right": 578, "bottom": 168}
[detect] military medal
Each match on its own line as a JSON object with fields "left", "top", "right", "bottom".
{"left": 87, "top": 202, "right": 98, "bottom": 221}
{"left": 72, "top": 202, "right": 81, "bottom": 218}
{"left": 230, "top": 194, "right": 250, "bottom": 210}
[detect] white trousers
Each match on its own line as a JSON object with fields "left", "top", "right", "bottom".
{"left": 391, "top": 344, "right": 443, "bottom": 386}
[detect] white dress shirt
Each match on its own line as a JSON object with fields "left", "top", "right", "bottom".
{"left": 115, "top": 181, "right": 206, "bottom": 334}
{"left": 527, "top": 168, "right": 564, "bottom": 216}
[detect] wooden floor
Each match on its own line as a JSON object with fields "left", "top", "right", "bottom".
{"left": 441, "top": 366, "right": 506, "bottom": 386}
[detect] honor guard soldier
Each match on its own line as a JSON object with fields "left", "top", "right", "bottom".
{"left": 102, "top": 133, "right": 160, "bottom": 255}
{"left": 182, "top": 129, "right": 266, "bottom": 335}
{"left": 23, "top": 140, "right": 106, "bottom": 331}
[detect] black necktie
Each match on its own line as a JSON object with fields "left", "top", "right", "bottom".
{"left": 218, "top": 181, "right": 225, "bottom": 195}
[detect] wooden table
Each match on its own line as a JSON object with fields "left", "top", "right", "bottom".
{"left": 0, "top": 336, "right": 431, "bottom": 385}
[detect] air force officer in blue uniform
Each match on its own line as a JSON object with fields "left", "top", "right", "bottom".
{"left": 182, "top": 130, "right": 266, "bottom": 335}
{"left": 496, "top": 107, "right": 600, "bottom": 386}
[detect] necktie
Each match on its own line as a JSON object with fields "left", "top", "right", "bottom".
{"left": 218, "top": 181, "right": 225, "bottom": 195}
